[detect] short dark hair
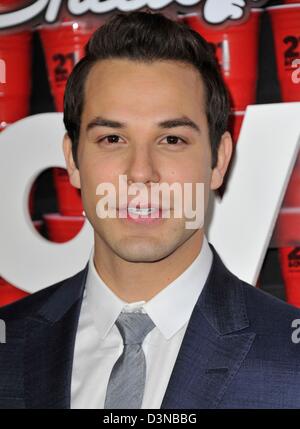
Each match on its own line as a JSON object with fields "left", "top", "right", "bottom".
{"left": 63, "top": 10, "right": 230, "bottom": 169}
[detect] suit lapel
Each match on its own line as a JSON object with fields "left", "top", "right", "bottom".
{"left": 160, "top": 243, "right": 256, "bottom": 409}
{"left": 23, "top": 242, "right": 255, "bottom": 409}
{"left": 24, "top": 263, "right": 89, "bottom": 409}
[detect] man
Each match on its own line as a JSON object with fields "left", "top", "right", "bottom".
{"left": 1, "top": 10, "right": 300, "bottom": 409}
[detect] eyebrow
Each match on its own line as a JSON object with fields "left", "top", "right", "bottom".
{"left": 86, "top": 115, "right": 201, "bottom": 135}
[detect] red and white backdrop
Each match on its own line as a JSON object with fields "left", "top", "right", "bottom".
{"left": 0, "top": 0, "right": 299, "bottom": 307}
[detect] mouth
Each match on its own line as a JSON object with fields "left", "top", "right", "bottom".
{"left": 117, "top": 206, "right": 169, "bottom": 224}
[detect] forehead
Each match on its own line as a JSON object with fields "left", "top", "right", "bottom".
{"left": 82, "top": 58, "right": 206, "bottom": 120}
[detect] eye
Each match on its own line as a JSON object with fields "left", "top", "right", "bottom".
{"left": 162, "top": 135, "right": 187, "bottom": 145}
{"left": 97, "top": 135, "right": 123, "bottom": 144}
{"left": 96, "top": 134, "right": 187, "bottom": 145}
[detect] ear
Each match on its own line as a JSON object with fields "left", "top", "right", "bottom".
{"left": 62, "top": 133, "right": 81, "bottom": 189}
{"left": 210, "top": 131, "right": 233, "bottom": 191}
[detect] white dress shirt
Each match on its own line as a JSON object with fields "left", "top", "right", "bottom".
{"left": 71, "top": 235, "right": 213, "bottom": 409}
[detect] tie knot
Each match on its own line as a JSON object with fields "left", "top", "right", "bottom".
{"left": 115, "top": 312, "right": 155, "bottom": 345}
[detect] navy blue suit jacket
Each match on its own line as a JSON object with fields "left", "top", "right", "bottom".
{"left": 1, "top": 242, "right": 300, "bottom": 409}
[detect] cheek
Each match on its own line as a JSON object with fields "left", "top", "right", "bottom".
{"left": 79, "top": 167, "right": 116, "bottom": 206}
{"left": 165, "top": 158, "right": 209, "bottom": 185}
{"left": 164, "top": 159, "right": 211, "bottom": 212}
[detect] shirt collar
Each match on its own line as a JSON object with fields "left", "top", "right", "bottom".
{"left": 85, "top": 235, "right": 213, "bottom": 340}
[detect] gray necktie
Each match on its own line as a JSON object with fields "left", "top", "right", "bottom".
{"left": 104, "top": 311, "right": 156, "bottom": 409}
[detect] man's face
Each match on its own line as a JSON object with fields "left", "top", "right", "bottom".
{"left": 64, "top": 58, "right": 229, "bottom": 263}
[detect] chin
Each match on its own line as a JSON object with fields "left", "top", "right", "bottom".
{"left": 118, "top": 253, "right": 169, "bottom": 263}
{"left": 115, "top": 242, "right": 173, "bottom": 263}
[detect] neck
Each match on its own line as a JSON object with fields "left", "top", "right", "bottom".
{"left": 93, "top": 230, "right": 204, "bottom": 303}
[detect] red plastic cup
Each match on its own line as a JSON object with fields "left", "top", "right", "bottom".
{"left": 228, "top": 111, "right": 245, "bottom": 145}
{"left": 0, "top": 122, "right": 9, "bottom": 132}
{"left": 43, "top": 213, "right": 85, "bottom": 243}
{"left": 279, "top": 246, "right": 300, "bottom": 308}
{"left": 282, "top": 152, "right": 300, "bottom": 207}
{"left": 0, "top": 1, "right": 28, "bottom": 6}
{"left": 0, "top": 30, "right": 32, "bottom": 123}
{"left": 33, "top": 219, "right": 43, "bottom": 233}
{"left": 183, "top": 10, "right": 262, "bottom": 110}
{"left": 0, "top": 277, "right": 29, "bottom": 307}
{"left": 52, "top": 167, "right": 83, "bottom": 216}
{"left": 274, "top": 207, "right": 300, "bottom": 246}
{"left": 0, "top": 1, "right": 28, "bottom": 11}
{"left": 39, "top": 21, "right": 96, "bottom": 111}
{"left": 268, "top": 4, "right": 300, "bottom": 101}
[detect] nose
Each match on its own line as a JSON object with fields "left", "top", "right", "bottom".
{"left": 125, "top": 144, "right": 160, "bottom": 186}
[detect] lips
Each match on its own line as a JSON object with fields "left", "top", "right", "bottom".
{"left": 116, "top": 203, "right": 169, "bottom": 222}
{"left": 115, "top": 200, "right": 172, "bottom": 222}
{"left": 118, "top": 207, "right": 160, "bottom": 216}
{"left": 118, "top": 203, "right": 161, "bottom": 210}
